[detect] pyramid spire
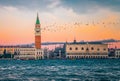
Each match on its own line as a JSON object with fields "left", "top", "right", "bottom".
{"left": 36, "top": 13, "right": 40, "bottom": 24}
{"left": 73, "top": 36, "right": 76, "bottom": 43}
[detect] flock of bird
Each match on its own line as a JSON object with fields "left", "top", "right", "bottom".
{"left": 40, "top": 20, "right": 120, "bottom": 32}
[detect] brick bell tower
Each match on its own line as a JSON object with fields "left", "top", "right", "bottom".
{"left": 35, "top": 13, "right": 41, "bottom": 49}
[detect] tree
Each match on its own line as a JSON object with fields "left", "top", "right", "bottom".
{"left": 3, "top": 49, "right": 11, "bottom": 58}
{"left": 3, "top": 49, "right": 6, "bottom": 55}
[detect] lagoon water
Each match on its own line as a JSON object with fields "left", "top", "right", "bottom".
{"left": 0, "top": 59, "right": 120, "bottom": 81}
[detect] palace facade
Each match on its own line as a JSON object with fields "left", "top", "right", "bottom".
{"left": 66, "top": 40, "right": 108, "bottom": 59}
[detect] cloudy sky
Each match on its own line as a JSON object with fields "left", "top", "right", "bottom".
{"left": 0, "top": 0, "right": 120, "bottom": 45}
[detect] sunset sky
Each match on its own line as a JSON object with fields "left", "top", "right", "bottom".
{"left": 0, "top": 0, "right": 120, "bottom": 45}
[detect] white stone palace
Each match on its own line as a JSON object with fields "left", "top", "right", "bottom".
{"left": 66, "top": 40, "right": 108, "bottom": 59}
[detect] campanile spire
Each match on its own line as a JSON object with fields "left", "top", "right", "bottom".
{"left": 36, "top": 13, "right": 40, "bottom": 24}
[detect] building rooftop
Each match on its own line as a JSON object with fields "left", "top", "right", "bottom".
{"left": 0, "top": 45, "right": 33, "bottom": 48}
{"left": 68, "top": 41, "right": 104, "bottom": 45}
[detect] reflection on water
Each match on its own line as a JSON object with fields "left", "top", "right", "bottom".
{"left": 0, "top": 59, "right": 120, "bottom": 81}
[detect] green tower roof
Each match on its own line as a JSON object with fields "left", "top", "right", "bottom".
{"left": 36, "top": 13, "right": 40, "bottom": 24}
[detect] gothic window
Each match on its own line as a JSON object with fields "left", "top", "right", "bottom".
{"left": 91, "top": 47, "right": 94, "bottom": 50}
{"left": 97, "top": 48, "right": 100, "bottom": 51}
{"left": 103, "top": 48, "right": 106, "bottom": 51}
{"left": 116, "top": 52, "right": 118, "bottom": 54}
{"left": 81, "top": 47, "right": 84, "bottom": 50}
{"left": 75, "top": 47, "right": 78, "bottom": 50}
{"left": 69, "top": 47, "right": 72, "bottom": 50}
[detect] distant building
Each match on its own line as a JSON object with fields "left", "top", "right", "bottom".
{"left": 115, "top": 49, "right": 120, "bottom": 58}
{"left": 14, "top": 48, "right": 44, "bottom": 60}
{"left": 43, "top": 48, "right": 49, "bottom": 59}
{"left": 66, "top": 41, "right": 108, "bottom": 59}
{"left": 108, "top": 48, "right": 115, "bottom": 57}
{"left": 14, "top": 47, "right": 35, "bottom": 60}
{"left": 50, "top": 45, "right": 65, "bottom": 59}
{"left": 0, "top": 46, "right": 15, "bottom": 58}
{"left": 0, "top": 46, "right": 15, "bottom": 55}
